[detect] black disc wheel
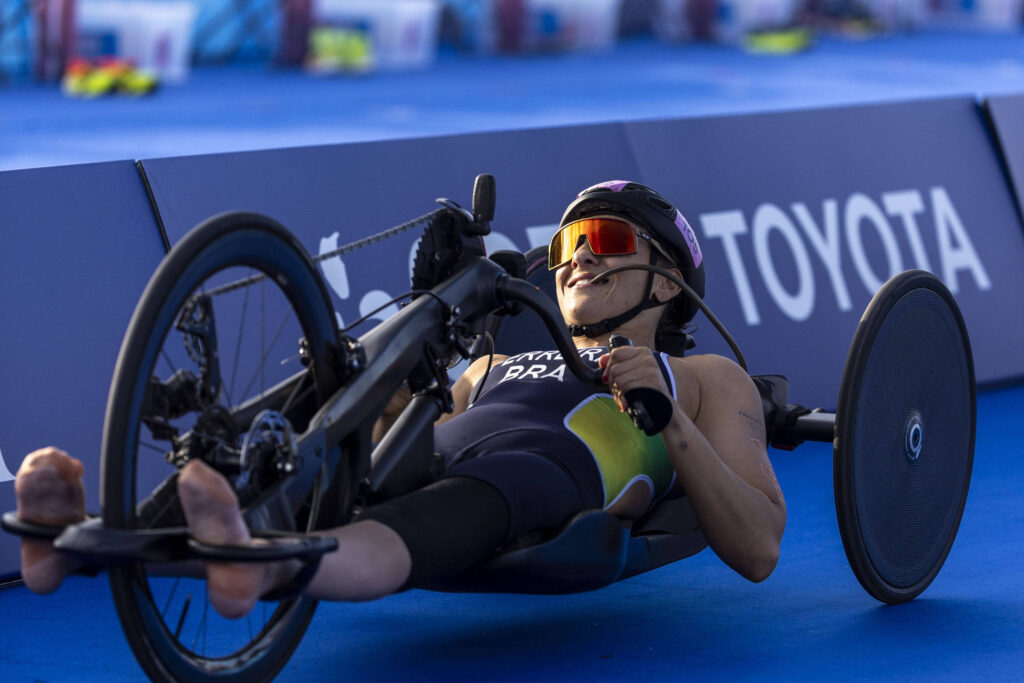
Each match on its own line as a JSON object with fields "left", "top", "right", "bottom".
{"left": 835, "top": 270, "right": 975, "bottom": 604}
{"left": 102, "top": 212, "right": 349, "bottom": 681}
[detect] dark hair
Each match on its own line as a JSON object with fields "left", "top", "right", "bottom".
{"left": 649, "top": 251, "right": 697, "bottom": 356}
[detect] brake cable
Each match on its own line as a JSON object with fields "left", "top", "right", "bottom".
{"left": 591, "top": 264, "right": 747, "bottom": 372}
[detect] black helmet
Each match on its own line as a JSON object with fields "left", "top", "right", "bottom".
{"left": 560, "top": 180, "right": 705, "bottom": 324}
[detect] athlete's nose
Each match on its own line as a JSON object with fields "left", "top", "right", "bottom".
{"left": 570, "top": 235, "right": 599, "bottom": 267}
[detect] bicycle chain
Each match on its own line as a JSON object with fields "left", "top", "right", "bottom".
{"left": 200, "top": 207, "right": 448, "bottom": 299}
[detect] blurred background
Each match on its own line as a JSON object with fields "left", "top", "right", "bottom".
{"left": 2, "top": 0, "right": 1024, "bottom": 172}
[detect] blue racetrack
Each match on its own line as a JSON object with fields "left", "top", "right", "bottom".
{"left": 2, "top": 384, "right": 1021, "bottom": 681}
{"left": 2, "top": 28, "right": 1023, "bottom": 681}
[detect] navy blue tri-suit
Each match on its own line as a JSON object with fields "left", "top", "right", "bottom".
{"left": 360, "top": 346, "right": 681, "bottom": 587}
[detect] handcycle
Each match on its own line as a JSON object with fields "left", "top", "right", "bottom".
{"left": 3, "top": 175, "right": 975, "bottom": 682}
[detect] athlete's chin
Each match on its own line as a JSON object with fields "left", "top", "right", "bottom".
{"left": 562, "top": 286, "right": 616, "bottom": 317}
{"left": 563, "top": 301, "right": 607, "bottom": 325}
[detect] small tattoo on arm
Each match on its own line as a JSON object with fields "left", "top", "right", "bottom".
{"left": 677, "top": 440, "right": 688, "bottom": 452}
{"left": 738, "top": 409, "right": 762, "bottom": 425}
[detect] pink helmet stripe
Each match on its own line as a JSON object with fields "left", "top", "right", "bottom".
{"left": 581, "top": 180, "right": 631, "bottom": 195}
{"left": 675, "top": 211, "right": 702, "bottom": 268}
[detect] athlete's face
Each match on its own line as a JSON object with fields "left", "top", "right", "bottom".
{"left": 554, "top": 218, "right": 660, "bottom": 329}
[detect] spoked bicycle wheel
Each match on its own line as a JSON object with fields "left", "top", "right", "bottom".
{"left": 102, "top": 212, "right": 349, "bottom": 682}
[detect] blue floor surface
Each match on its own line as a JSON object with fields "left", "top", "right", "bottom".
{"left": 1, "top": 384, "right": 1020, "bottom": 682}
{"left": 2, "top": 30, "right": 1024, "bottom": 172}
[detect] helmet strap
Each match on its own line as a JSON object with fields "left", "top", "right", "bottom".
{"left": 567, "top": 251, "right": 662, "bottom": 339}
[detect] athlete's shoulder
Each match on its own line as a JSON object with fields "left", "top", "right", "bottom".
{"left": 673, "top": 352, "right": 744, "bottom": 372}
{"left": 669, "top": 353, "right": 755, "bottom": 397}
{"left": 464, "top": 353, "right": 510, "bottom": 376}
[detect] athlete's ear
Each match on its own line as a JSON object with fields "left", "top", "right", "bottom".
{"left": 652, "top": 267, "right": 683, "bottom": 303}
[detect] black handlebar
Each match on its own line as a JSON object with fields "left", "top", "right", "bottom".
{"left": 494, "top": 278, "right": 673, "bottom": 435}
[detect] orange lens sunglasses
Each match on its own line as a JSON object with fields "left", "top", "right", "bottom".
{"left": 548, "top": 217, "right": 672, "bottom": 270}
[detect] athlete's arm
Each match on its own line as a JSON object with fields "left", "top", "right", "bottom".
{"left": 668, "top": 354, "right": 785, "bottom": 581}
{"left": 436, "top": 354, "right": 507, "bottom": 425}
{"left": 602, "top": 348, "right": 786, "bottom": 582}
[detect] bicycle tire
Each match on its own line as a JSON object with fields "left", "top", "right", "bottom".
{"left": 102, "top": 212, "right": 347, "bottom": 682}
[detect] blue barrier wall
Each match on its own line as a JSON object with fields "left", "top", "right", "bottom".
{"left": 985, "top": 93, "right": 1024, "bottom": 225}
{"left": 0, "top": 161, "right": 168, "bottom": 577}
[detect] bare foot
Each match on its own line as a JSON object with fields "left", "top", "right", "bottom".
{"left": 15, "top": 447, "right": 86, "bottom": 594}
{"left": 177, "top": 459, "right": 270, "bottom": 619}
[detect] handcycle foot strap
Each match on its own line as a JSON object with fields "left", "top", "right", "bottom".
{"left": 187, "top": 530, "right": 335, "bottom": 602}
{"left": 1, "top": 513, "right": 106, "bottom": 578}
{"left": 1, "top": 511, "right": 93, "bottom": 540}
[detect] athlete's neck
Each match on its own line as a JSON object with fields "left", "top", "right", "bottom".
{"left": 573, "top": 326, "right": 657, "bottom": 350}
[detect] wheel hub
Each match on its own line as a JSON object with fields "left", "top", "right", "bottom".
{"left": 904, "top": 412, "right": 924, "bottom": 462}
{"left": 240, "top": 410, "right": 297, "bottom": 484}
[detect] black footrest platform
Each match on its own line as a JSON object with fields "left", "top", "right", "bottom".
{"left": 2, "top": 511, "right": 73, "bottom": 540}
{"left": 4, "top": 511, "right": 338, "bottom": 566}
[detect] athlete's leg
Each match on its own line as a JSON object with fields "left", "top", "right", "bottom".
{"left": 15, "top": 446, "right": 595, "bottom": 611}
{"left": 14, "top": 449, "right": 420, "bottom": 612}
{"left": 179, "top": 461, "right": 513, "bottom": 617}
{"left": 15, "top": 447, "right": 86, "bottom": 594}
{"left": 177, "top": 459, "right": 417, "bottom": 618}
{"left": 442, "top": 449, "right": 603, "bottom": 541}
{"left": 174, "top": 444, "right": 606, "bottom": 617}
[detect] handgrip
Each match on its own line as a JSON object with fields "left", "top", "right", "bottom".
{"left": 473, "top": 174, "right": 496, "bottom": 223}
{"left": 608, "top": 334, "right": 673, "bottom": 436}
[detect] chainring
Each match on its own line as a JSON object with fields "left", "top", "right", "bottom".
{"left": 411, "top": 210, "right": 464, "bottom": 292}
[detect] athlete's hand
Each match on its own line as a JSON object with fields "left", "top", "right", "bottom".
{"left": 599, "top": 345, "right": 672, "bottom": 416}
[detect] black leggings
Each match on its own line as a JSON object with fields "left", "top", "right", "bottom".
{"left": 359, "top": 448, "right": 601, "bottom": 587}
{"left": 357, "top": 476, "right": 510, "bottom": 588}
